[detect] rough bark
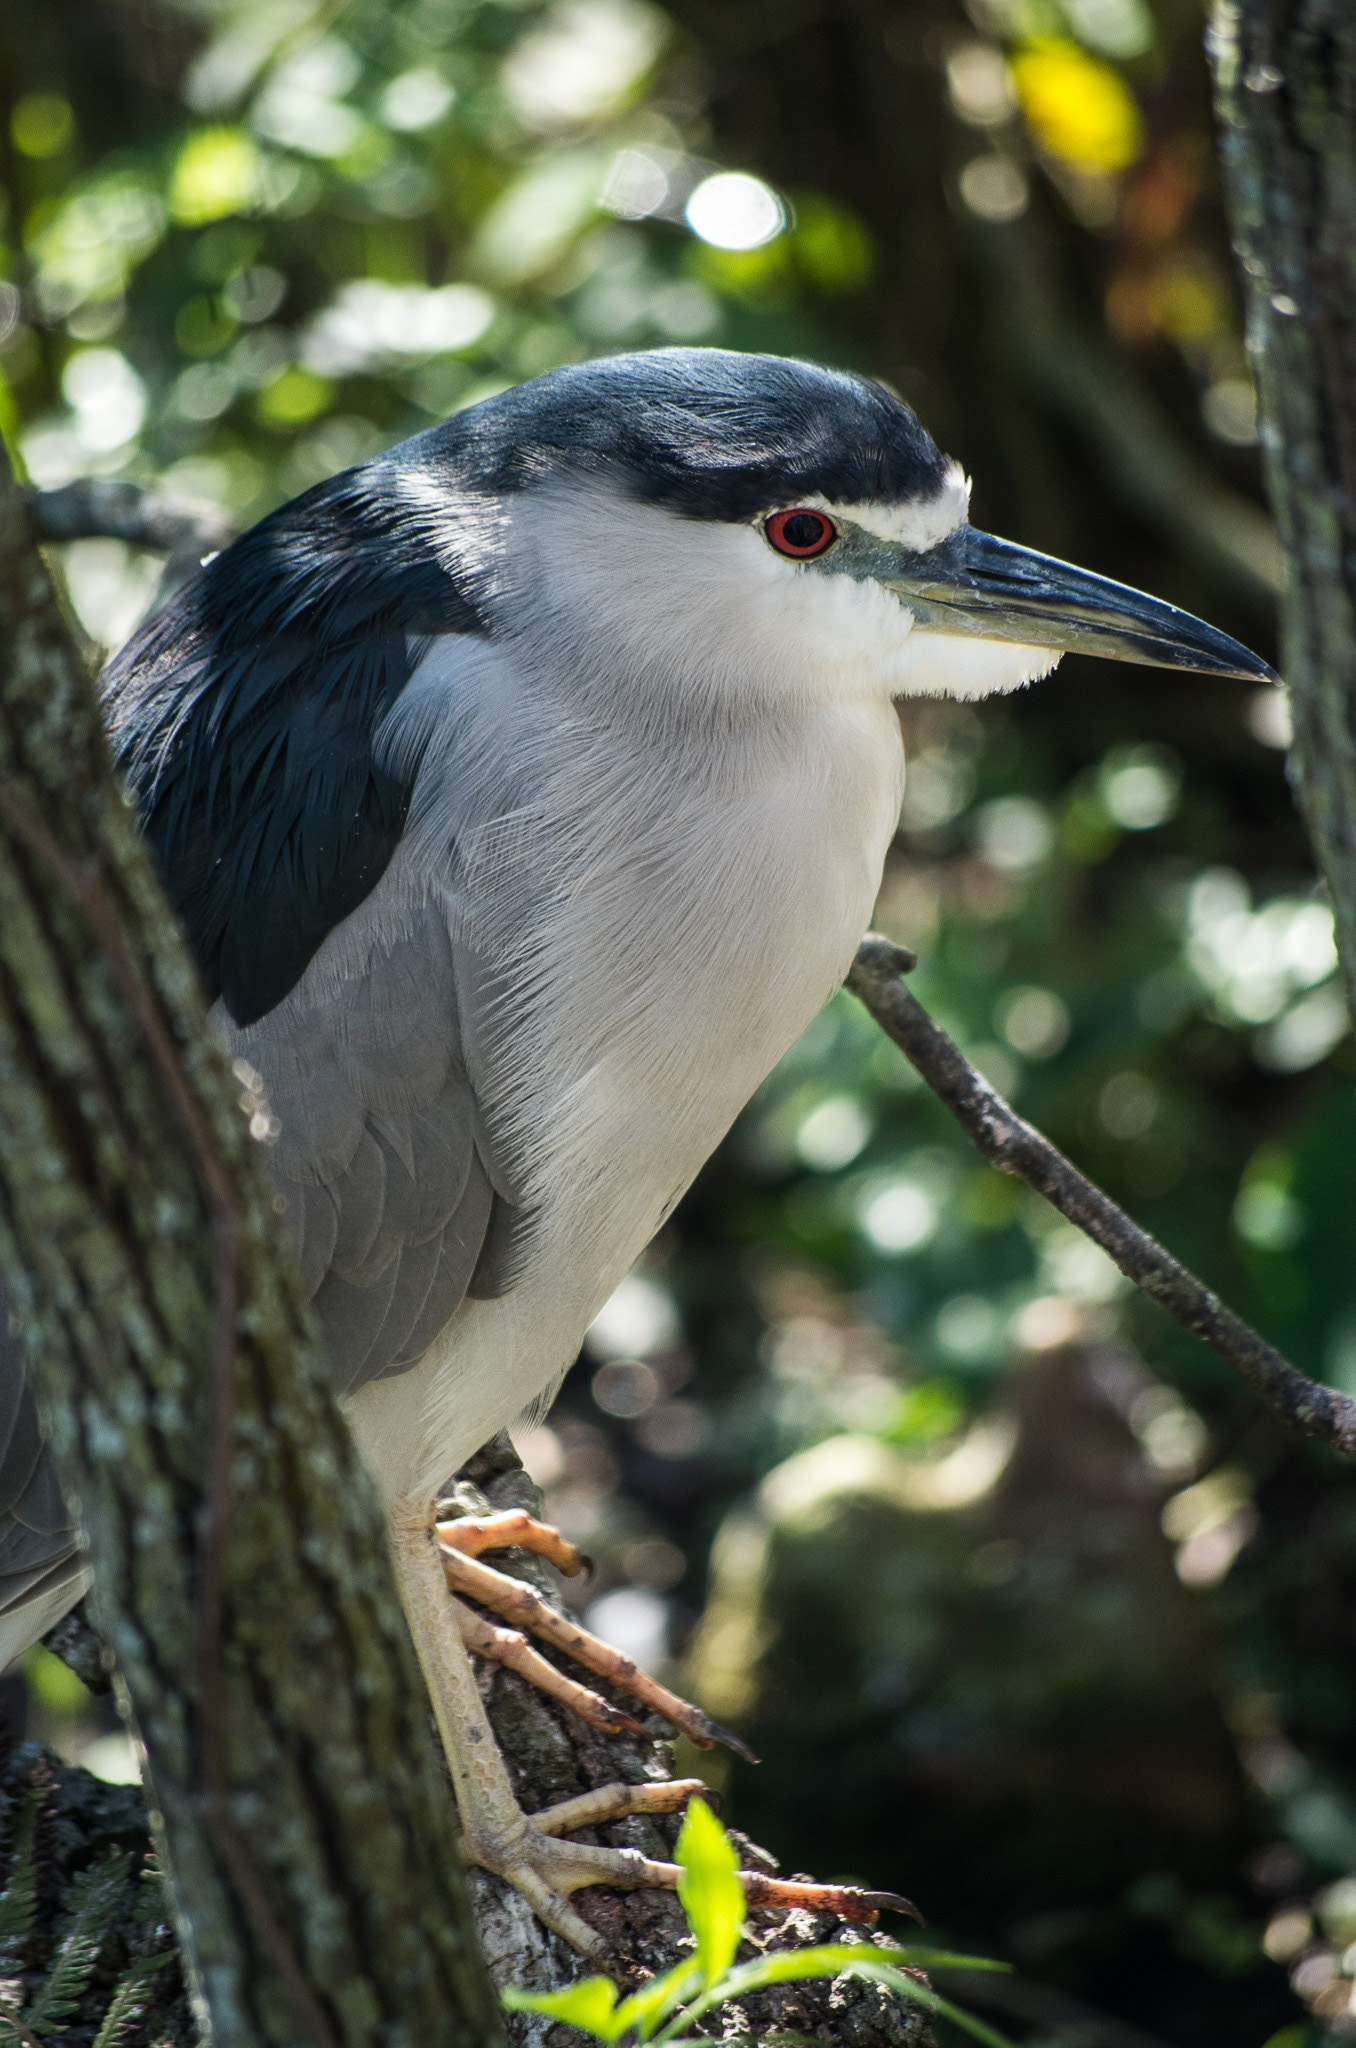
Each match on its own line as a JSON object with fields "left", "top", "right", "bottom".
{"left": 0, "top": 444, "right": 503, "bottom": 2043}
{"left": 1211, "top": 0, "right": 1356, "bottom": 997}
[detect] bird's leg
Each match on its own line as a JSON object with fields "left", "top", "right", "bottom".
{"left": 391, "top": 1507, "right": 917, "bottom": 1956}
{"left": 437, "top": 1514, "right": 755, "bottom": 1757}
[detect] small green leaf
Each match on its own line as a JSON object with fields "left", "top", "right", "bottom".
{"left": 657, "top": 1945, "right": 1015, "bottom": 2048}
{"left": 502, "top": 1975, "right": 622, "bottom": 2041}
{"left": 612, "top": 1958, "right": 701, "bottom": 2041}
{"left": 674, "top": 1799, "right": 744, "bottom": 1986}
{"left": 838, "top": 1960, "right": 1016, "bottom": 2048}
{"left": 686, "top": 1943, "right": 1007, "bottom": 1997}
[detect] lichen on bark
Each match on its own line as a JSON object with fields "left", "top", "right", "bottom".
{"left": 1211, "top": 0, "right": 1356, "bottom": 1000}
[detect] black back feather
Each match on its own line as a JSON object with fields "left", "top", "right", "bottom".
{"left": 102, "top": 465, "right": 486, "bottom": 1026}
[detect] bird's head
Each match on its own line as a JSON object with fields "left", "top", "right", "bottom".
{"left": 403, "top": 347, "right": 1274, "bottom": 714}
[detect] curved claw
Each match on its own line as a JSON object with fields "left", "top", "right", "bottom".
{"left": 684, "top": 1707, "right": 759, "bottom": 1766}
{"left": 740, "top": 1873, "right": 924, "bottom": 1927}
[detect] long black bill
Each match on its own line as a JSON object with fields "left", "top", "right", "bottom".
{"left": 881, "top": 526, "right": 1276, "bottom": 683}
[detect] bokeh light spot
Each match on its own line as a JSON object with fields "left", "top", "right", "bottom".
{"left": 860, "top": 1179, "right": 937, "bottom": 1253}
{"left": 998, "top": 985, "right": 1070, "bottom": 1059}
{"left": 1011, "top": 39, "right": 1143, "bottom": 173}
{"left": 796, "top": 1094, "right": 871, "bottom": 1171}
{"left": 685, "top": 172, "right": 784, "bottom": 251}
{"left": 170, "top": 128, "right": 267, "bottom": 226}
{"left": 12, "top": 94, "right": 75, "bottom": 159}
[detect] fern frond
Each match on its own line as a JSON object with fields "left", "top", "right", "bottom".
{"left": 131, "top": 1856, "right": 171, "bottom": 1930}
{"left": 0, "top": 1785, "right": 42, "bottom": 1957}
{"left": 25, "top": 1849, "right": 130, "bottom": 2034}
{"left": 90, "top": 1948, "right": 174, "bottom": 2048}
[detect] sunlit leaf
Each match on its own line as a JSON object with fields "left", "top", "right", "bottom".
{"left": 23, "top": 1645, "right": 91, "bottom": 1718}
{"left": 28, "top": 173, "right": 165, "bottom": 302}
{"left": 652, "top": 1943, "right": 1012, "bottom": 2047}
{"left": 170, "top": 129, "right": 268, "bottom": 227}
{"left": 502, "top": 1974, "right": 623, "bottom": 2040}
{"left": 674, "top": 1798, "right": 744, "bottom": 1986}
{"left": 470, "top": 148, "right": 609, "bottom": 283}
{"left": 11, "top": 94, "right": 75, "bottom": 161}
{"left": 702, "top": 1943, "right": 1008, "bottom": 1994}
{"left": 1011, "top": 39, "right": 1142, "bottom": 173}
{"left": 612, "top": 1958, "right": 701, "bottom": 2041}
{"left": 839, "top": 1960, "right": 1016, "bottom": 2048}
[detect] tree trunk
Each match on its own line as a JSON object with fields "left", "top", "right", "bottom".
{"left": 1211, "top": 0, "right": 1356, "bottom": 996}
{"left": 0, "top": 444, "right": 503, "bottom": 2045}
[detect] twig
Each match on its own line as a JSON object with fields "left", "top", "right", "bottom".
{"left": 26, "top": 483, "right": 232, "bottom": 559}
{"left": 0, "top": 780, "right": 337, "bottom": 2048}
{"left": 26, "top": 483, "right": 233, "bottom": 612}
{"left": 847, "top": 934, "right": 1356, "bottom": 1458}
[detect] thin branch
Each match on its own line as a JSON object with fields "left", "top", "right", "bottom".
{"left": 26, "top": 483, "right": 234, "bottom": 612}
{"left": 847, "top": 934, "right": 1356, "bottom": 1458}
{"left": 26, "top": 483, "right": 232, "bottom": 560}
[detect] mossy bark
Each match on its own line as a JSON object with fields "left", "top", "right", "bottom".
{"left": 1211, "top": 0, "right": 1356, "bottom": 997}
{"left": 0, "top": 445, "right": 503, "bottom": 2043}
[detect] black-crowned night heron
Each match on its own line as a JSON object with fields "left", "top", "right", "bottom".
{"left": 0, "top": 348, "right": 1271, "bottom": 1950}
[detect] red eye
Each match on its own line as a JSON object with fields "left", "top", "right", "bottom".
{"left": 765, "top": 507, "right": 836, "bottom": 558}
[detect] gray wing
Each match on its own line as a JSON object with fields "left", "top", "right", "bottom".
{"left": 227, "top": 887, "right": 519, "bottom": 1398}
{"left": 0, "top": 1318, "right": 85, "bottom": 1668}
{"left": 0, "top": 892, "right": 504, "bottom": 1668}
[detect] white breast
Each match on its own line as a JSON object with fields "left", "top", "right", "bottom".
{"left": 347, "top": 647, "right": 903, "bottom": 1501}
{"left": 527, "top": 693, "right": 904, "bottom": 1268}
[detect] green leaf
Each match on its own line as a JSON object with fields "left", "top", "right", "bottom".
{"left": 502, "top": 1975, "right": 623, "bottom": 2041}
{"left": 689, "top": 1943, "right": 1007, "bottom": 1992}
{"left": 612, "top": 1959, "right": 701, "bottom": 2041}
{"left": 91, "top": 1949, "right": 174, "bottom": 2048}
{"left": 674, "top": 1798, "right": 744, "bottom": 1986}
{"left": 655, "top": 1945, "right": 1015, "bottom": 2048}
{"left": 837, "top": 1960, "right": 1016, "bottom": 2048}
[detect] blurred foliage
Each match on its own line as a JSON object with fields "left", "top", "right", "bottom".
{"left": 1, "top": 1, "right": 1355, "bottom": 2045}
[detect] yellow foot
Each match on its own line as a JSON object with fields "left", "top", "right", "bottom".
{"left": 393, "top": 1506, "right": 922, "bottom": 1962}
{"left": 436, "top": 1510, "right": 757, "bottom": 1761}
{"left": 467, "top": 1777, "right": 921, "bottom": 1957}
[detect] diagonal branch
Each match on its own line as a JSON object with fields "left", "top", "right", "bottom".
{"left": 26, "top": 481, "right": 233, "bottom": 559}
{"left": 847, "top": 934, "right": 1356, "bottom": 1458}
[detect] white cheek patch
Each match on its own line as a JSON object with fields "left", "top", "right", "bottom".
{"left": 791, "top": 463, "right": 971, "bottom": 552}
